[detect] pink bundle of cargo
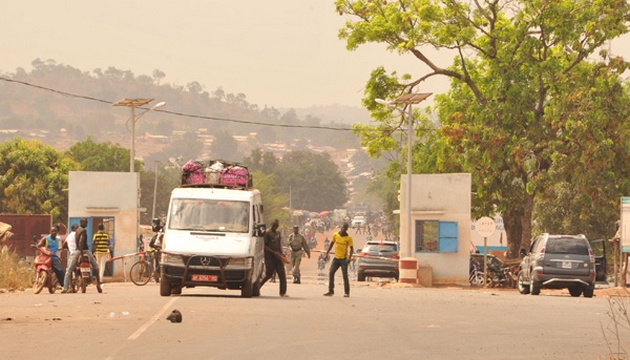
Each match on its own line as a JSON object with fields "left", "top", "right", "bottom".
{"left": 181, "top": 160, "right": 205, "bottom": 185}
{"left": 219, "top": 165, "right": 249, "bottom": 186}
{"left": 181, "top": 159, "right": 251, "bottom": 188}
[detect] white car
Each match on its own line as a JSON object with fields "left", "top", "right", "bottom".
{"left": 351, "top": 216, "right": 366, "bottom": 228}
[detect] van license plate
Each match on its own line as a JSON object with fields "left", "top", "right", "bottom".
{"left": 561, "top": 261, "right": 572, "bottom": 269}
{"left": 192, "top": 274, "right": 218, "bottom": 282}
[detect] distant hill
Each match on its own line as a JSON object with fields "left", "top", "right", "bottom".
{"left": 288, "top": 104, "right": 372, "bottom": 125}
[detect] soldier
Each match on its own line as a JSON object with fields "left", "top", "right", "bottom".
{"left": 288, "top": 225, "right": 311, "bottom": 284}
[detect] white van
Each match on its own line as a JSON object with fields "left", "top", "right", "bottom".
{"left": 159, "top": 162, "right": 265, "bottom": 297}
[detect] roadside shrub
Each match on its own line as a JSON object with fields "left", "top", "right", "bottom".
{"left": 0, "top": 245, "right": 32, "bottom": 290}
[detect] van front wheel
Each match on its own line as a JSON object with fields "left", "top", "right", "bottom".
{"left": 252, "top": 278, "right": 261, "bottom": 297}
{"left": 160, "top": 279, "right": 172, "bottom": 296}
{"left": 241, "top": 277, "right": 253, "bottom": 298}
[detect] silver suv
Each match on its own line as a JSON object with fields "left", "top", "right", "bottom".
{"left": 517, "top": 234, "right": 596, "bottom": 298}
{"left": 356, "top": 241, "right": 399, "bottom": 282}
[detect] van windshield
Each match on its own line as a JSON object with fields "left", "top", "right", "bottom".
{"left": 168, "top": 198, "right": 249, "bottom": 233}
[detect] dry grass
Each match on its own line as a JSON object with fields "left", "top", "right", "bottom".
{"left": 0, "top": 245, "right": 32, "bottom": 291}
{"left": 601, "top": 296, "right": 630, "bottom": 360}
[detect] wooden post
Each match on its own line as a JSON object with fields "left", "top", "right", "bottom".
{"left": 622, "top": 253, "right": 629, "bottom": 287}
{"left": 613, "top": 239, "right": 619, "bottom": 287}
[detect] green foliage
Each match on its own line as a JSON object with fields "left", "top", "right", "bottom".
{"left": 244, "top": 149, "right": 349, "bottom": 213}
{"left": 161, "top": 132, "right": 204, "bottom": 164}
{"left": 337, "top": 0, "right": 630, "bottom": 256}
{"left": 242, "top": 148, "right": 278, "bottom": 174}
{"left": 66, "top": 136, "right": 132, "bottom": 171}
{"left": 275, "top": 150, "right": 349, "bottom": 212}
{"left": 251, "top": 171, "right": 290, "bottom": 225}
{"left": 210, "top": 129, "right": 240, "bottom": 162}
{"left": 0, "top": 137, "right": 80, "bottom": 223}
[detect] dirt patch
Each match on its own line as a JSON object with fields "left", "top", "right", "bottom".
{"left": 382, "top": 283, "right": 630, "bottom": 297}
{"left": 594, "top": 287, "right": 630, "bottom": 298}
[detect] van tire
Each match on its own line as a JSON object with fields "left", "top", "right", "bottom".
{"left": 583, "top": 284, "right": 594, "bottom": 298}
{"left": 517, "top": 272, "right": 530, "bottom": 294}
{"left": 530, "top": 280, "right": 541, "bottom": 295}
{"left": 568, "top": 286, "right": 582, "bottom": 297}
{"left": 241, "top": 277, "right": 253, "bottom": 298}
{"left": 252, "top": 278, "right": 261, "bottom": 297}
{"left": 160, "top": 280, "right": 172, "bottom": 297}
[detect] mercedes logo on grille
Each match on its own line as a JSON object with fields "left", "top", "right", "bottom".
{"left": 200, "top": 257, "right": 211, "bottom": 266}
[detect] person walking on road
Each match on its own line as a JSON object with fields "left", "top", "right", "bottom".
{"left": 260, "top": 219, "right": 289, "bottom": 297}
{"left": 323, "top": 222, "right": 354, "bottom": 297}
{"left": 92, "top": 223, "right": 110, "bottom": 282}
{"left": 288, "top": 225, "right": 310, "bottom": 284}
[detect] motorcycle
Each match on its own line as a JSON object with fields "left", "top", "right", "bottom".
{"left": 32, "top": 245, "right": 59, "bottom": 294}
{"left": 75, "top": 250, "right": 96, "bottom": 293}
{"left": 317, "top": 253, "right": 327, "bottom": 276}
{"left": 485, "top": 262, "right": 517, "bottom": 288}
{"left": 469, "top": 259, "right": 485, "bottom": 286}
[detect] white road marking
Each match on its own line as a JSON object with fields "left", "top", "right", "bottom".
{"left": 127, "top": 296, "right": 179, "bottom": 341}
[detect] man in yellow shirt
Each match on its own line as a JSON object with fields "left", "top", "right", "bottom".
{"left": 323, "top": 222, "right": 354, "bottom": 297}
{"left": 92, "top": 223, "right": 110, "bottom": 283}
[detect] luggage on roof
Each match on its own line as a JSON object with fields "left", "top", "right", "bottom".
{"left": 180, "top": 159, "right": 252, "bottom": 189}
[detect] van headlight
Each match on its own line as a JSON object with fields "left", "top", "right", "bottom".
{"left": 162, "top": 253, "right": 183, "bottom": 264}
{"left": 229, "top": 258, "right": 252, "bottom": 267}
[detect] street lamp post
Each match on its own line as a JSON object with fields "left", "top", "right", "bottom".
{"left": 151, "top": 160, "right": 160, "bottom": 220}
{"left": 113, "top": 99, "right": 165, "bottom": 172}
{"left": 376, "top": 93, "right": 432, "bottom": 258}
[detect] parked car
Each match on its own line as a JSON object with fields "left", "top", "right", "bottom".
{"left": 356, "top": 241, "right": 399, "bottom": 281}
{"left": 517, "top": 233, "right": 596, "bottom": 297}
{"left": 351, "top": 216, "right": 366, "bottom": 228}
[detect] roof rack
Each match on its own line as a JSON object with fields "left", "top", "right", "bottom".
{"left": 180, "top": 159, "right": 253, "bottom": 190}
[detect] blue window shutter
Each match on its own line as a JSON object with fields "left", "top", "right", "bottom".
{"left": 438, "top": 221, "right": 458, "bottom": 252}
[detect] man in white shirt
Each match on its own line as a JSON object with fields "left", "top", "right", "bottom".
{"left": 61, "top": 224, "right": 79, "bottom": 293}
{"left": 65, "top": 224, "right": 78, "bottom": 255}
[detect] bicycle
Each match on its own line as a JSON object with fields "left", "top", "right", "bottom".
{"left": 129, "top": 249, "right": 160, "bottom": 286}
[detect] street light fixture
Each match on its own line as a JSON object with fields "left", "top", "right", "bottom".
{"left": 113, "top": 99, "right": 166, "bottom": 172}
{"left": 375, "top": 93, "right": 432, "bottom": 258}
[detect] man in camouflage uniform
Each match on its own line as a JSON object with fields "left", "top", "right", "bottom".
{"left": 288, "top": 225, "right": 310, "bottom": 284}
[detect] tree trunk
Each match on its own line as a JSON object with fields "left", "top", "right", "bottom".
{"left": 504, "top": 215, "right": 522, "bottom": 259}
{"left": 503, "top": 193, "right": 534, "bottom": 259}
{"left": 519, "top": 193, "right": 534, "bottom": 254}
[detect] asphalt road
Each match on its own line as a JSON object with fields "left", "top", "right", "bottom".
{"left": 0, "top": 228, "right": 626, "bottom": 360}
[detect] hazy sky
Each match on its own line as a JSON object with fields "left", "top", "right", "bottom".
{"left": 3, "top": 1, "right": 629, "bottom": 109}
{"left": 2, "top": 1, "right": 449, "bottom": 109}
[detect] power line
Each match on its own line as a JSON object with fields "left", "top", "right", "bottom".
{"left": 0, "top": 76, "right": 354, "bottom": 131}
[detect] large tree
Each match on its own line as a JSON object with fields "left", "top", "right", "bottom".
{"left": 276, "top": 150, "right": 349, "bottom": 212}
{"left": 251, "top": 171, "right": 291, "bottom": 226}
{"left": 66, "top": 137, "right": 134, "bottom": 172}
{"left": 0, "top": 137, "right": 80, "bottom": 223}
{"left": 339, "top": 0, "right": 630, "bottom": 257}
{"left": 242, "top": 148, "right": 279, "bottom": 174}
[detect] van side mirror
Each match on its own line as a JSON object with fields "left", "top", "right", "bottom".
{"left": 255, "top": 223, "right": 266, "bottom": 237}
{"left": 519, "top": 248, "right": 527, "bottom": 257}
